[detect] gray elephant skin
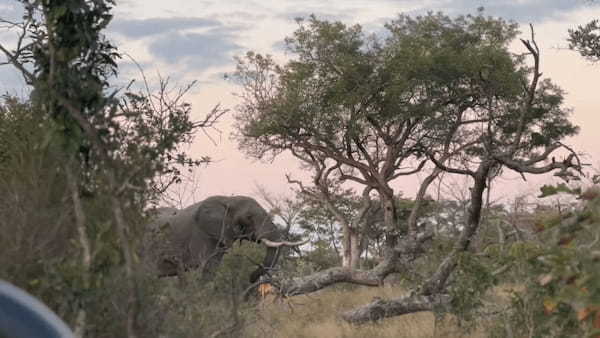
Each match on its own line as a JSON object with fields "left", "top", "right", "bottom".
{"left": 146, "top": 195, "right": 304, "bottom": 283}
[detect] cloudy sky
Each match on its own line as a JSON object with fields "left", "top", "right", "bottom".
{"left": 1, "top": 0, "right": 600, "bottom": 206}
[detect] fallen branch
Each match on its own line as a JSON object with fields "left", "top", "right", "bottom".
{"left": 341, "top": 293, "right": 450, "bottom": 324}
{"left": 278, "top": 231, "right": 433, "bottom": 297}
{"left": 280, "top": 267, "right": 382, "bottom": 296}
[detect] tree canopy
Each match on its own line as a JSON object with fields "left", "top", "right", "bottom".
{"left": 234, "top": 12, "right": 527, "bottom": 193}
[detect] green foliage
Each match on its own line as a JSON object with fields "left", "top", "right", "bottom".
{"left": 294, "top": 185, "right": 358, "bottom": 248}
{"left": 1, "top": 1, "right": 210, "bottom": 336}
{"left": 448, "top": 253, "right": 497, "bottom": 328}
{"left": 569, "top": 19, "right": 600, "bottom": 62}
{"left": 233, "top": 11, "right": 526, "bottom": 160}
{"left": 0, "top": 96, "right": 228, "bottom": 336}
{"left": 539, "top": 183, "right": 582, "bottom": 198}
{"left": 299, "top": 240, "right": 342, "bottom": 272}
{"left": 14, "top": 0, "right": 118, "bottom": 157}
{"left": 24, "top": 0, "right": 118, "bottom": 112}
{"left": 0, "top": 97, "right": 120, "bottom": 330}
{"left": 141, "top": 244, "right": 264, "bottom": 337}
{"left": 106, "top": 83, "right": 204, "bottom": 203}
{"left": 489, "top": 183, "right": 600, "bottom": 337}
{"left": 8, "top": 1, "right": 202, "bottom": 201}
{"left": 215, "top": 242, "right": 267, "bottom": 291}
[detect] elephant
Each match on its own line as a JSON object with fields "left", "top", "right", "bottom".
{"left": 145, "top": 195, "right": 306, "bottom": 283}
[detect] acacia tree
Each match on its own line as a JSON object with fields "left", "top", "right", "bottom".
{"left": 233, "top": 12, "right": 581, "bottom": 323}
{"left": 233, "top": 13, "right": 505, "bottom": 270}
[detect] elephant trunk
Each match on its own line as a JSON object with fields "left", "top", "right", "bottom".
{"left": 249, "top": 246, "right": 280, "bottom": 284}
{"left": 249, "top": 223, "right": 283, "bottom": 283}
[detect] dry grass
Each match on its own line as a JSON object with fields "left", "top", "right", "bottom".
{"left": 248, "top": 284, "right": 491, "bottom": 338}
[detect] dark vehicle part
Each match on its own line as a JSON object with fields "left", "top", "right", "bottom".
{"left": 0, "top": 280, "right": 74, "bottom": 338}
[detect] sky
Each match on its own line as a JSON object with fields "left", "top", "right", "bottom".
{"left": 1, "top": 0, "right": 600, "bottom": 207}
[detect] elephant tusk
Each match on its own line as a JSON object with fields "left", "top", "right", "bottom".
{"left": 260, "top": 238, "right": 309, "bottom": 248}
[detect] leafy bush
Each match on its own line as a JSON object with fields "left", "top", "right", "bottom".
{"left": 489, "top": 182, "right": 600, "bottom": 337}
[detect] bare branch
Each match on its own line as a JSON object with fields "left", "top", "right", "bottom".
{"left": 513, "top": 24, "right": 542, "bottom": 152}
{"left": 496, "top": 152, "right": 579, "bottom": 175}
{"left": 389, "top": 159, "right": 428, "bottom": 180}
{"left": 426, "top": 151, "right": 476, "bottom": 176}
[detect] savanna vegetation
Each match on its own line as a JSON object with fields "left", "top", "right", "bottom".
{"left": 1, "top": 1, "right": 599, "bottom": 337}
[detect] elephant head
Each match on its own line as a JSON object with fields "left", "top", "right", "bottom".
{"left": 147, "top": 195, "right": 306, "bottom": 283}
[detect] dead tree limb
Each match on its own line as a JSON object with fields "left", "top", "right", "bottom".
{"left": 277, "top": 231, "right": 432, "bottom": 296}
{"left": 341, "top": 293, "right": 450, "bottom": 324}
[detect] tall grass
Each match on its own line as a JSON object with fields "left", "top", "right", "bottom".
{"left": 248, "top": 284, "right": 493, "bottom": 338}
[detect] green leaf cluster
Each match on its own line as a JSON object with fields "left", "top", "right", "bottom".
{"left": 492, "top": 185, "right": 600, "bottom": 337}
{"left": 569, "top": 19, "right": 600, "bottom": 62}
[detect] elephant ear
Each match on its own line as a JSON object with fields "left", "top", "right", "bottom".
{"left": 235, "top": 210, "right": 264, "bottom": 240}
{"left": 194, "top": 201, "right": 230, "bottom": 228}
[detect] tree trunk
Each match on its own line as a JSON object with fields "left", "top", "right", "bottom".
{"left": 340, "top": 165, "right": 492, "bottom": 324}
{"left": 407, "top": 168, "right": 441, "bottom": 236}
{"left": 350, "top": 229, "right": 361, "bottom": 269}
{"left": 381, "top": 196, "right": 398, "bottom": 248}
{"left": 342, "top": 225, "right": 362, "bottom": 269}
{"left": 108, "top": 176, "right": 140, "bottom": 338}
{"left": 360, "top": 235, "right": 370, "bottom": 269}
{"left": 342, "top": 222, "right": 351, "bottom": 268}
{"left": 421, "top": 163, "right": 491, "bottom": 295}
{"left": 66, "top": 166, "right": 90, "bottom": 338}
